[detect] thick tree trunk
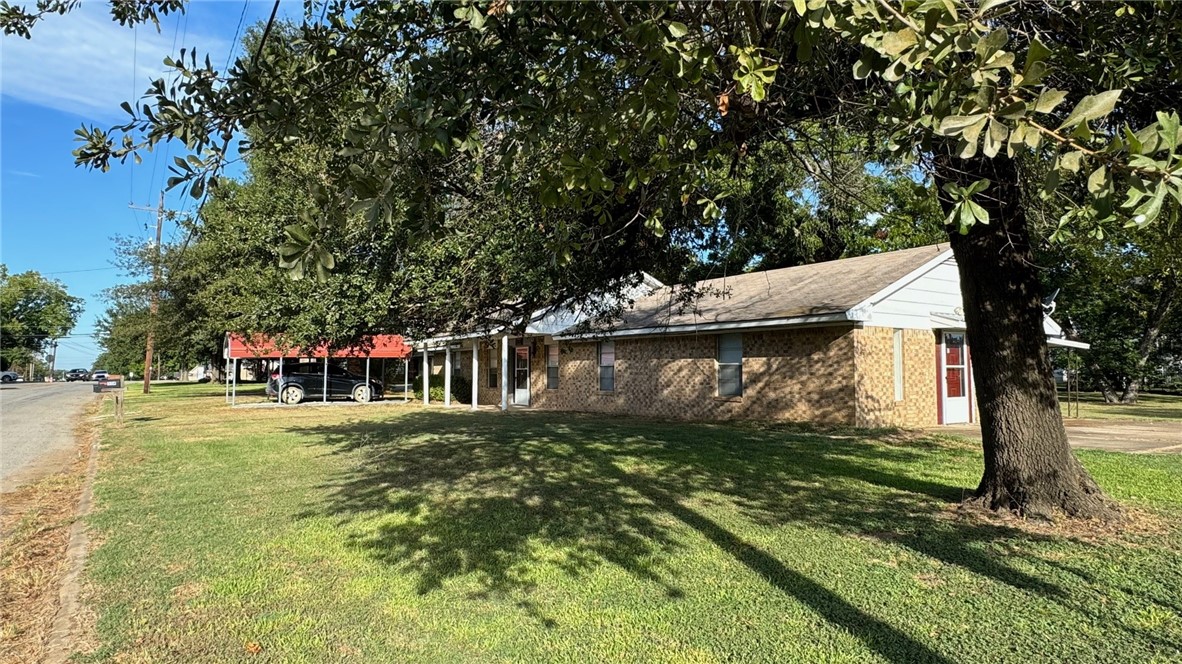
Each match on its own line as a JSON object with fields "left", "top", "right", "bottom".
{"left": 935, "top": 154, "right": 1119, "bottom": 520}
{"left": 1118, "top": 283, "right": 1176, "bottom": 404}
{"left": 1097, "top": 375, "right": 1122, "bottom": 404}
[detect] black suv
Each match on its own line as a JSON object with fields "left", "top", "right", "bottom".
{"left": 65, "top": 369, "right": 90, "bottom": 382}
{"left": 265, "top": 362, "right": 383, "bottom": 404}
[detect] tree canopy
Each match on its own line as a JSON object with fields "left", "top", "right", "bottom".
{"left": 0, "top": 265, "right": 83, "bottom": 371}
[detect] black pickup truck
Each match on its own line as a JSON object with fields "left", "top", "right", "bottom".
{"left": 65, "top": 369, "right": 91, "bottom": 382}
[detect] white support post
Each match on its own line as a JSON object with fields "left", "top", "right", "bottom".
{"left": 278, "top": 357, "right": 284, "bottom": 405}
{"left": 403, "top": 358, "right": 409, "bottom": 403}
{"left": 471, "top": 340, "right": 479, "bottom": 411}
{"left": 500, "top": 334, "right": 509, "bottom": 411}
{"left": 322, "top": 356, "right": 328, "bottom": 403}
{"left": 444, "top": 347, "right": 452, "bottom": 407}
{"left": 231, "top": 359, "right": 238, "bottom": 406}
{"left": 365, "top": 357, "right": 371, "bottom": 402}
{"left": 224, "top": 357, "right": 230, "bottom": 403}
{"left": 422, "top": 348, "right": 429, "bottom": 405}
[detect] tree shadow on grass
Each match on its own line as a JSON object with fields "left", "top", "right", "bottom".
{"left": 290, "top": 410, "right": 1158, "bottom": 661}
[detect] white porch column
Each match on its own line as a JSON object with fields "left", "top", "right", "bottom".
{"left": 444, "top": 346, "right": 452, "bottom": 407}
{"left": 421, "top": 347, "right": 430, "bottom": 405}
{"left": 471, "top": 340, "right": 479, "bottom": 411}
{"left": 500, "top": 334, "right": 509, "bottom": 411}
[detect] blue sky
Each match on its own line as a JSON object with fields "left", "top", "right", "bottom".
{"left": 1, "top": 1, "right": 304, "bottom": 368}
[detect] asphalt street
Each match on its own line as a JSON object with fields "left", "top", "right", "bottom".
{"left": 0, "top": 381, "right": 96, "bottom": 492}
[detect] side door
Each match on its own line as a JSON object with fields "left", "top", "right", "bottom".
{"left": 513, "top": 346, "right": 530, "bottom": 406}
{"left": 328, "top": 364, "right": 355, "bottom": 397}
{"left": 941, "top": 332, "right": 971, "bottom": 424}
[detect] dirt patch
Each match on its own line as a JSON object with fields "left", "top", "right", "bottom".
{"left": 0, "top": 403, "right": 99, "bottom": 664}
{"left": 946, "top": 500, "right": 1171, "bottom": 543}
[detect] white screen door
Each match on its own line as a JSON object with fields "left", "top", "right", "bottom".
{"left": 942, "top": 332, "right": 970, "bottom": 423}
{"left": 513, "top": 346, "right": 530, "bottom": 406}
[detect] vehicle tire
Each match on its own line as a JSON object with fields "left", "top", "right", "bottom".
{"left": 1, "top": 375, "right": 13, "bottom": 383}
{"left": 280, "top": 385, "right": 304, "bottom": 405}
{"left": 352, "top": 384, "right": 372, "bottom": 403}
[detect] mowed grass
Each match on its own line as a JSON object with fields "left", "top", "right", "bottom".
{"left": 79, "top": 383, "right": 1182, "bottom": 663}
{"left": 1062, "top": 391, "right": 1182, "bottom": 422}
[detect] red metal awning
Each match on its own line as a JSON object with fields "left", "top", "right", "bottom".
{"left": 224, "top": 333, "right": 412, "bottom": 360}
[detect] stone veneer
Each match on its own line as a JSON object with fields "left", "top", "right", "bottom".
{"left": 529, "top": 326, "right": 859, "bottom": 424}
{"left": 852, "top": 327, "right": 938, "bottom": 428}
{"left": 444, "top": 325, "right": 940, "bottom": 429}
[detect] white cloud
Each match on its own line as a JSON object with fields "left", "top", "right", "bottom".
{"left": 0, "top": 4, "right": 227, "bottom": 122}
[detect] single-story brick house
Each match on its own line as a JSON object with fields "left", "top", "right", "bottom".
{"left": 414, "top": 244, "right": 1086, "bottom": 427}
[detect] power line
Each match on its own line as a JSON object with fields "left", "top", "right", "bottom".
{"left": 41, "top": 266, "right": 120, "bottom": 275}
{"left": 223, "top": 0, "right": 249, "bottom": 75}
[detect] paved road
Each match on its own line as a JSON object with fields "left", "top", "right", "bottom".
{"left": 0, "top": 382, "right": 96, "bottom": 492}
{"left": 942, "top": 419, "right": 1182, "bottom": 453}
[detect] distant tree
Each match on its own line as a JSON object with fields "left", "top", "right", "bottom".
{"left": 1038, "top": 226, "right": 1181, "bottom": 404}
{"left": 0, "top": 265, "right": 83, "bottom": 371}
{"left": 684, "top": 131, "right": 944, "bottom": 281}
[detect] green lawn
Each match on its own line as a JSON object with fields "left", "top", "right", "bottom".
{"left": 1061, "top": 391, "right": 1182, "bottom": 421}
{"left": 80, "top": 383, "right": 1182, "bottom": 662}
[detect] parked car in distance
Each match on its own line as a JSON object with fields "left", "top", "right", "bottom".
{"left": 93, "top": 370, "right": 109, "bottom": 381}
{"left": 65, "top": 368, "right": 91, "bottom": 382}
{"left": 265, "top": 362, "right": 383, "bottom": 404}
{"left": 0, "top": 370, "right": 19, "bottom": 383}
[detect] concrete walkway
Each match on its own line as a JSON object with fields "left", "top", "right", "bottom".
{"left": 941, "top": 419, "right": 1182, "bottom": 453}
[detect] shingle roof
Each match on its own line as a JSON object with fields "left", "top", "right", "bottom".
{"left": 592, "top": 244, "right": 951, "bottom": 333}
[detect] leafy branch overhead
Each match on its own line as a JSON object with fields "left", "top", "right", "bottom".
{"left": 13, "top": 0, "right": 1180, "bottom": 276}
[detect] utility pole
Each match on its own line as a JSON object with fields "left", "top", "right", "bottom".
{"left": 48, "top": 339, "right": 58, "bottom": 382}
{"left": 131, "top": 192, "right": 164, "bottom": 394}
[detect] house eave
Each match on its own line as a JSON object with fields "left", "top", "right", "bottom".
{"left": 553, "top": 312, "right": 855, "bottom": 340}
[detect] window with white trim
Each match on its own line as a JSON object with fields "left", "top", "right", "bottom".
{"left": 717, "top": 333, "right": 743, "bottom": 397}
{"left": 487, "top": 349, "right": 498, "bottom": 389}
{"left": 598, "top": 341, "right": 615, "bottom": 392}
{"left": 893, "top": 329, "right": 905, "bottom": 401}
{"left": 546, "top": 345, "right": 559, "bottom": 389}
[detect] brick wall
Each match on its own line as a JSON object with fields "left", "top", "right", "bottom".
{"left": 529, "top": 326, "right": 859, "bottom": 424}
{"left": 852, "top": 327, "right": 938, "bottom": 428}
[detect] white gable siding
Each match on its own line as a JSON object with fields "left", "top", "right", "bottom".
{"left": 863, "top": 257, "right": 964, "bottom": 329}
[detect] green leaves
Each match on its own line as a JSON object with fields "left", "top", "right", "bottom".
{"left": 941, "top": 179, "right": 992, "bottom": 234}
{"left": 1033, "top": 89, "right": 1068, "bottom": 114}
{"left": 728, "top": 45, "right": 779, "bottom": 102}
{"left": 1058, "top": 90, "right": 1122, "bottom": 130}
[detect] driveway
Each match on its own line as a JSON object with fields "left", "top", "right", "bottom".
{"left": 0, "top": 382, "right": 97, "bottom": 492}
{"left": 942, "top": 419, "right": 1182, "bottom": 453}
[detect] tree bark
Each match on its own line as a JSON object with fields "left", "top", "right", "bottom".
{"left": 1118, "top": 282, "right": 1177, "bottom": 403}
{"left": 934, "top": 154, "right": 1119, "bottom": 520}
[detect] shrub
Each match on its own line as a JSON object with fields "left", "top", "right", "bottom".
{"left": 412, "top": 373, "right": 471, "bottom": 404}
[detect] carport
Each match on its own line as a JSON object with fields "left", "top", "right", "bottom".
{"left": 222, "top": 333, "right": 412, "bottom": 406}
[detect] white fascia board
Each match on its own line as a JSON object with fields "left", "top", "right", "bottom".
{"left": 640, "top": 271, "right": 666, "bottom": 289}
{"left": 553, "top": 312, "right": 851, "bottom": 340}
{"left": 413, "top": 328, "right": 506, "bottom": 349}
{"left": 845, "top": 247, "right": 956, "bottom": 320}
{"left": 1048, "top": 338, "right": 1091, "bottom": 350}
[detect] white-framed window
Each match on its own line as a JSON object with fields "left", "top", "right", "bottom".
{"left": 893, "top": 328, "right": 905, "bottom": 401}
{"left": 487, "top": 349, "right": 498, "bottom": 389}
{"left": 598, "top": 341, "right": 615, "bottom": 392}
{"left": 717, "top": 333, "right": 743, "bottom": 397}
{"left": 546, "top": 345, "right": 559, "bottom": 389}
